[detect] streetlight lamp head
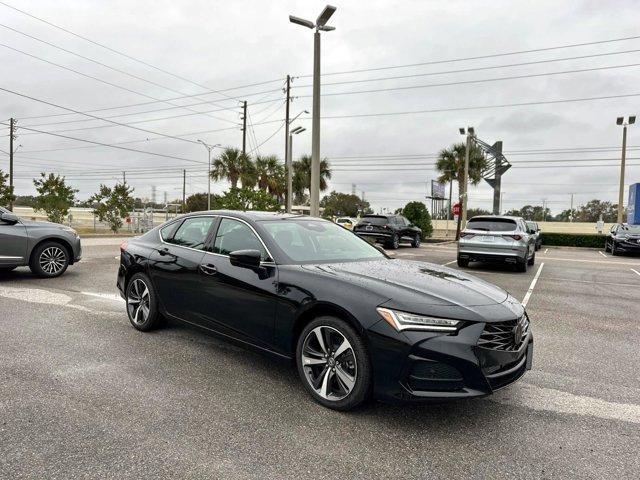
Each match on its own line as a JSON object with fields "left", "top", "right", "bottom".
{"left": 316, "top": 5, "right": 337, "bottom": 27}
{"left": 629, "top": 116, "right": 636, "bottom": 125}
{"left": 318, "top": 25, "right": 336, "bottom": 32}
{"left": 459, "top": 128, "right": 466, "bottom": 135}
{"left": 616, "top": 117, "right": 624, "bottom": 125}
{"left": 293, "top": 127, "right": 306, "bottom": 134}
{"left": 304, "top": 110, "right": 310, "bottom": 114}
{"left": 289, "top": 15, "right": 315, "bottom": 29}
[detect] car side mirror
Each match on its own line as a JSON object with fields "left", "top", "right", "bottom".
{"left": 0, "top": 212, "right": 19, "bottom": 224}
{"left": 527, "top": 228, "right": 536, "bottom": 235}
{"left": 229, "top": 249, "right": 262, "bottom": 269}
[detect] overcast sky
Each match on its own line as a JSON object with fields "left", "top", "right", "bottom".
{"left": 1, "top": 0, "right": 639, "bottom": 214}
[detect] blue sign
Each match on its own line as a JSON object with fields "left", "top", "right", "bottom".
{"left": 628, "top": 183, "right": 640, "bottom": 225}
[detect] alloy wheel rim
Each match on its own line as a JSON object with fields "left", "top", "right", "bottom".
{"left": 127, "top": 279, "right": 150, "bottom": 325}
{"left": 39, "top": 246, "right": 67, "bottom": 275}
{"left": 301, "top": 326, "right": 357, "bottom": 401}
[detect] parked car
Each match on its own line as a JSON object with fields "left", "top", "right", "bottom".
{"left": 335, "top": 217, "right": 355, "bottom": 230}
{"left": 526, "top": 221, "right": 542, "bottom": 250}
{"left": 0, "top": 206, "right": 82, "bottom": 277}
{"left": 458, "top": 215, "right": 536, "bottom": 272}
{"left": 118, "top": 211, "right": 532, "bottom": 411}
{"left": 353, "top": 214, "right": 422, "bottom": 249}
{"left": 605, "top": 223, "right": 640, "bottom": 255}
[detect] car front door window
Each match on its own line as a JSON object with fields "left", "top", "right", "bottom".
{"left": 213, "top": 218, "right": 267, "bottom": 259}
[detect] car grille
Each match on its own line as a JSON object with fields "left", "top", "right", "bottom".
{"left": 478, "top": 314, "right": 530, "bottom": 351}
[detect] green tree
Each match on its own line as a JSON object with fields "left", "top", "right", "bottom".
{"left": 320, "top": 191, "right": 371, "bottom": 217}
{"left": 219, "top": 187, "right": 280, "bottom": 211}
{"left": 575, "top": 199, "right": 619, "bottom": 222}
{"left": 505, "top": 205, "right": 551, "bottom": 221}
{"left": 89, "top": 182, "right": 135, "bottom": 232}
{"left": 0, "top": 170, "right": 16, "bottom": 207}
{"left": 400, "top": 201, "right": 433, "bottom": 239}
{"left": 255, "top": 155, "right": 286, "bottom": 203}
{"left": 436, "top": 143, "right": 487, "bottom": 236}
{"left": 292, "top": 154, "right": 332, "bottom": 205}
{"left": 467, "top": 208, "right": 491, "bottom": 218}
{"left": 211, "top": 147, "right": 255, "bottom": 189}
{"left": 185, "top": 193, "right": 223, "bottom": 212}
{"left": 33, "top": 173, "right": 77, "bottom": 223}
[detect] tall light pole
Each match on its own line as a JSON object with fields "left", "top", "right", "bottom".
{"left": 285, "top": 110, "right": 308, "bottom": 213}
{"left": 288, "top": 126, "right": 306, "bottom": 213}
{"left": 290, "top": 5, "right": 336, "bottom": 217}
{"left": 459, "top": 127, "right": 475, "bottom": 232}
{"left": 197, "top": 140, "right": 221, "bottom": 210}
{"left": 616, "top": 116, "right": 636, "bottom": 223}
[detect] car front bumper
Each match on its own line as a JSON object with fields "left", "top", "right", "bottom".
{"left": 366, "top": 318, "right": 533, "bottom": 403}
{"left": 72, "top": 237, "right": 82, "bottom": 263}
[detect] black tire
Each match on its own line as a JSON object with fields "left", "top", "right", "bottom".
{"left": 457, "top": 255, "right": 469, "bottom": 268}
{"left": 125, "top": 273, "right": 163, "bottom": 332}
{"left": 296, "top": 316, "right": 372, "bottom": 411}
{"left": 388, "top": 234, "right": 399, "bottom": 249}
{"left": 516, "top": 257, "right": 528, "bottom": 272}
{"left": 604, "top": 241, "right": 609, "bottom": 253}
{"left": 528, "top": 250, "right": 535, "bottom": 266}
{"left": 611, "top": 242, "right": 619, "bottom": 256}
{"left": 411, "top": 234, "right": 421, "bottom": 248}
{"left": 29, "top": 241, "right": 70, "bottom": 278}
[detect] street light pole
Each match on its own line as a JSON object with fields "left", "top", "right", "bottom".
{"left": 288, "top": 126, "right": 306, "bottom": 213}
{"left": 290, "top": 5, "right": 336, "bottom": 217}
{"left": 616, "top": 116, "right": 635, "bottom": 222}
{"left": 197, "top": 140, "right": 221, "bottom": 211}
{"left": 459, "top": 127, "right": 475, "bottom": 230}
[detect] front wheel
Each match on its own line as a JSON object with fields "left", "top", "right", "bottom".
{"left": 457, "top": 255, "right": 469, "bottom": 268}
{"left": 412, "top": 234, "right": 421, "bottom": 248}
{"left": 296, "top": 316, "right": 372, "bottom": 411}
{"left": 29, "top": 241, "right": 70, "bottom": 278}
{"left": 611, "top": 242, "right": 620, "bottom": 256}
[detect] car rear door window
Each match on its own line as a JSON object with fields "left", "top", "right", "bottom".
{"left": 213, "top": 218, "right": 267, "bottom": 259}
{"left": 160, "top": 220, "right": 183, "bottom": 241}
{"left": 167, "top": 217, "right": 215, "bottom": 250}
{"left": 361, "top": 216, "right": 389, "bottom": 226}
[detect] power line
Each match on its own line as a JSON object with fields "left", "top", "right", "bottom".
{"left": 296, "top": 49, "right": 640, "bottom": 88}
{"left": 0, "top": 86, "right": 204, "bottom": 145}
{"left": 295, "top": 62, "right": 640, "bottom": 98}
{"left": 0, "top": 122, "right": 205, "bottom": 164}
{"left": 302, "top": 34, "right": 640, "bottom": 77}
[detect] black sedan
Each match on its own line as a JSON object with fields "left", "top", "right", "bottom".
{"left": 605, "top": 223, "right": 640, "bottom": 255}
{"left": 118, "top": 211, "right": 532, "bottom": 410}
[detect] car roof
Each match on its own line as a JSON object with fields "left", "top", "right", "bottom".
{"left": 469, "top": 215, "right": 522, "bottom": 221}
{"left": 185, "top": 210, "right": 307, "bottom": 221}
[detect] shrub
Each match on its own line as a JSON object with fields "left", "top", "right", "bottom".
{"left": 539, "top": 232, "right": 605, "bottom": 248}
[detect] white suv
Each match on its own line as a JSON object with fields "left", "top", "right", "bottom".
{"left": 457, "top": 216, "right": 536, "bottom": 272}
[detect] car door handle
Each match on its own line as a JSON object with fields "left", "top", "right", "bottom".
{"left": 158, "top": 247, "right": 169, "bottom": 256}
{"left": 200, "top": 264, "right": 218, "bottom": 276}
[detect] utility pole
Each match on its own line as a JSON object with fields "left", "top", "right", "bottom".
{"left": 122, "top": 171, "right": 126, "bottom": 184}
{"left": 182, "top": 169, "right": 186, "bottom": 213}
{"left": 459, "top": 128, "right": 475, "bottom": 231}
{"left": 570, "top": 193, "right": 574, "bottom": 222}
{"left": 242, "top": 100, "right": 247, "bottom": 155}
{"left": 616, "top": 116, "right": 635, "bottom": 222}
{"left": 8, "top": 118, "right": 15, "bottom": 211}
{"left": 284, "top": 75, "right": 291, "bottom": 213}
{"left": 151, "top": 185, "right": 156, "bottom": 205}
{"left": 351, "top": 183, "right": 356, "bottom": 195}
{"left": 542, "top": 198, "right": 547, "bottom": 221}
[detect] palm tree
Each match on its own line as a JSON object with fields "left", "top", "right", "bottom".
{"left": 436, "top": 142, "right": 487, "bottom": 237}
{"left": 210, "top": 147, "right": 255, "bottom": 189}
{"left": 292, "top": 154, "right": 331, "bottom": 205}
{"left": 255, "top": 155, "right": 283, "bottom": 193}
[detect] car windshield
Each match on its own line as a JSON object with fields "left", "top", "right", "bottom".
{"left": 467, "top": 218, "right": 517, "bottom": 232}
{"left": 261, "top": 219, "right": 385, "bottom": 263}
{"left": 620, "top": 224, "right": 640, "bottom": 233}
{"left": 526, "top": 221, "right": 536, "bottom": 230}
{"left": 358, "top": 216, "right": 388, "bottom": 226}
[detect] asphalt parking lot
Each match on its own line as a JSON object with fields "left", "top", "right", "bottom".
{"left": 1, "top": 239, "right": 639, "bottom": 479}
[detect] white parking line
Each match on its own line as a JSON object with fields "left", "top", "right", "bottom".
{"left": 522, "top": 263, "right": 544, "bottom": 308}
{"left": 441, "top": 260, "right": 456, "bottom": 266}
{"left": 80, "top": 291, "right": 124, "bottom": 302}
{"left": 631, "top": 268, "right": 640, "bottom": 277}
{"left": 544, "top": 248, "right": 548, "bottom": 254}
{"left": 598, "top": 251, "right": 608, "bottom": 258}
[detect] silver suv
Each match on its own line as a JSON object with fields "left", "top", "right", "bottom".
{"left": 457, "top": 215, "right": 536, "bottom": 272}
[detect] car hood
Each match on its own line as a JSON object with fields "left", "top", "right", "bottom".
{"left": 301, "top": 258, "right": 509, "bottom": 307}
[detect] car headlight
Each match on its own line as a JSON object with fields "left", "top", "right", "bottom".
{"left": 376, "top": 307, "right": 461, "bottom": 332}
{"left": 60, "top": 226, "right": 79, "bottom": 237}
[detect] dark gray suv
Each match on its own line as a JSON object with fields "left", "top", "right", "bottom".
{"left": 0, "top": 206, "right": 82, "bottom": 277}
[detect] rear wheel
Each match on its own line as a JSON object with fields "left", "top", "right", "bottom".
{"left": 29, "top": 241, "right": 70, "bottom": 278}
{"left": 296, "top": 316, "right": 372, "bottom": 411}
{"left": 457, "top": 255, "right": 469, "bottom": 268}
{"left": 516, "top": 256, "right": 528, "bottom": 272}
{"left": 126, "top": 273, "right": 163, "bottom": 331}
{"left": 411, "top": 234, "right": 421, "bottom": 248}
{"left": 528, "top": 250, "right": 536, "bottom": 266}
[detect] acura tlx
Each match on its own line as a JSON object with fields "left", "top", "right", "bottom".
{"left": 118, "top": 211, "right": 532, "bottom": 411}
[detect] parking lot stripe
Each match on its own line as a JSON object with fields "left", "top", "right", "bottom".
{"left": 441, "top": 260, "right": 456, "bottom": 266}
{"left": 522, "top": 263, "right": 544, "bottom": 308}
{"left": 542, "top": 256, "right": 640, "bottom": 266}
{"left": 631, "top": 268, "right": 640, "bottom": 277}
{"left": 598, "top": 251, "right": 608, "bottom": 258}
{"left": 545, "top": 277, "right": 640, "bottom": 287}
{"left": 80, "top": 291, "right": 124, "bottom": 302}
{"left": 544, "top": 248, "right": 549, "bottom": 254}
